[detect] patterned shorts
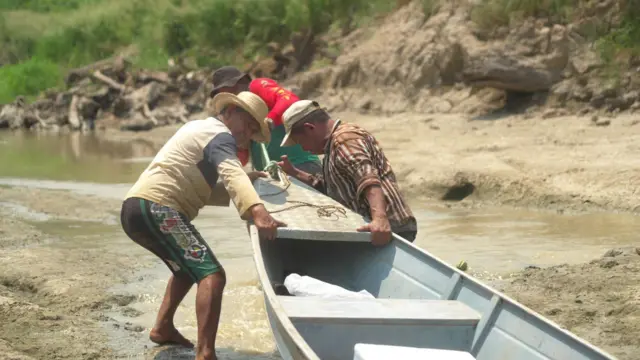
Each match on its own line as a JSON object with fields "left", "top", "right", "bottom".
{"left": 120, "top": 197, "right": 222, "bottom": 283}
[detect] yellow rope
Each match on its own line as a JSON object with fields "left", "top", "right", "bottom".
{"left": 258, "top": 168, "right": 347, "bottom": 220}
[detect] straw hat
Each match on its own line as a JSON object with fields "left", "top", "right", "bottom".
{"left": 212, "top": 91, "right": 271, "bottom": 143}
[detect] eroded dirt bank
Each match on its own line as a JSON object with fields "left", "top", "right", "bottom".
{"left": 498, "top": 247, "right": 640, "bottom": 360}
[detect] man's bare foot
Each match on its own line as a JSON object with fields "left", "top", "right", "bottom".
{"left": 149, "top": 327, "right": 194, "bottom": 348}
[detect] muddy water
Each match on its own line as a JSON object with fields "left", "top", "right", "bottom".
{"left": 0, "top": 130, "right": 154, "bottom": 182}
{"left": 2, "top": 132, "right": 639, "bottom": 359}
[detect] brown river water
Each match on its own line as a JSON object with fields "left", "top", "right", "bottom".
{"left": 1, "top": 131, "right": 638, "bottom": 359}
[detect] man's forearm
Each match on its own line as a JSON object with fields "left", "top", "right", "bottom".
{"left": 365, "top": 185, "right": 388, "bottom": 220}
{"left": 291, "top": 168, "right": 316, "bottom": 187}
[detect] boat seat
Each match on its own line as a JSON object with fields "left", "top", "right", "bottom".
{"left": 277, "top": 296, "right": 480, "bottom": 326}
{"left": 354, "top": 344, "right": 476, "bottom": 360}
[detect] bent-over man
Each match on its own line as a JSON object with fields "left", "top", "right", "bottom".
{"left": 277, "top": 100, "right": 417, "bottom": 246}
{"left": 120, "top": 91, "right": 286, "bottom": 360}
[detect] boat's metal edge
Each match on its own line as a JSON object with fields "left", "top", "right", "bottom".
{"left": 276, "top": 228, "right": 371, "bottom": 242}
{"left": 248, "top": 224, "right": 321, "bottom": 360}
{"left": 390, "top": 233, "right": 619, "bottom": 360}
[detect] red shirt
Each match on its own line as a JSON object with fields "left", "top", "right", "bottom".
{"left": 238, "top": 78, "right": 299, "bottom": 166}
{"left": 249, "top": 78, "right": 299, "bottom": 126}
{"left": 237, "top": 147, "right": 250, "bottom": 166}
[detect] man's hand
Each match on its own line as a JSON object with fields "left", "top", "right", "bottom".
{"left": 251, "top": 204, "right": 287, "bottom": 241}
{"left": 357, "top": 216, "right": 392, "bottom": 246}
{"left": 277, "top": 155, "right": 298, "bottom": 176}
{"left": 247, "top": 171, "right": 268, "bottom": 182}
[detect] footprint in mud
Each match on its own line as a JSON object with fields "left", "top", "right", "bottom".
{"left": 121, "top": 306, "right": 144, "bottom": 317}
{"left": 107, "top": 294, "right": 137, "bottom": 307}
{"left": 124, "top": 322, "right": 145, "bottom": 333}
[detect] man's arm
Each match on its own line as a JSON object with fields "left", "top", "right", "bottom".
{"left": 335, "top": 138, "right": 392, "bottom": 245}
{"left": 203, "top": 132, "right": 263, "bottom": 219}
{"left": 364, "top": 185, "right": 387, "bottom": 220}
{"left": 334, "top": 138, "right": 384, "bottom": 205}
{"left": 278, "top": 156, "right": 325, "bottom": 193}
{"left": 249, "top": 78, "right": 299, "bottom": 126}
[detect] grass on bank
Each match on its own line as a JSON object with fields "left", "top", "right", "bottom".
{"left": 2, "top": 0, "right": 640, "bottom": 104}
{"left": 0, "top": 0, "right": 397, "bottom": 103}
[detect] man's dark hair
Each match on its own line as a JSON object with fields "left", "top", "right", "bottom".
{"left": 209, "top": 66, "right": 253, "bottom": 98}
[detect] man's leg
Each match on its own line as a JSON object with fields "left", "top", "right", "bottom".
{"left": 149, "top": 272, "right": 195, "bottom": 347}
{"left": 144, "top": 202, "right": 226, "bottom": 360}
{"left": 121, "top": 197, "right": 195, "bottom": 347}
{"left": 195, "top": 271, "right": 226, "bottom": 360}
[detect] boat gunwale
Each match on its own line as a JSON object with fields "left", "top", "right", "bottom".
{"left": 249, "top": 224, "right": 321, "bottom": 360}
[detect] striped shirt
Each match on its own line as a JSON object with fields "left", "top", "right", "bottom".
{"left": 311, "top": 120, "right": 417, "bottom": 233}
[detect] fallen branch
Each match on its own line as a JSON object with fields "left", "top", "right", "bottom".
{"left": 143, "top": 103, "right": 159, "bottom": 126}
{"left": 68, "top": 95, "right": 81, "bottom": 130}
{"left": 92, "top": 70, "right": 126, "bottom": 92}
{"left": 34, "top": 110, "right": 49, "bottom": 128}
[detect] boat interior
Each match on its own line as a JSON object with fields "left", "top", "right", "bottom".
{"left": 258, "top": 234, "right": 612, "bottom": 360}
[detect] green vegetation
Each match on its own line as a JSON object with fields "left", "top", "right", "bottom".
{"left": 0, "top": 57, "right": 62, "bottom": 103}
{"left": 2, "top": 0, "right": 640, "bottom": 104}
{"left": 0, "top": 0, "right": 396, "bottom": 103}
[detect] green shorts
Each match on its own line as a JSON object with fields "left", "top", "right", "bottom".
{"left": 120, "top": 197, "right": 222, "bottom": 283}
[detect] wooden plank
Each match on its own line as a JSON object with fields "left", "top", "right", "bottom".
{"left": 278, "top": 297, "right": 480, "bottom": 326}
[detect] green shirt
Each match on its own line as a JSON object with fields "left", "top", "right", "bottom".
{"left": 250, "top": 125, "right": 320, "bottom": 171}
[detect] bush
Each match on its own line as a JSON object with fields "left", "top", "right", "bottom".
{"left": 0, "top": 0, "right": 102, "bottom": 12}
{"left": 0, "top": 57, "right": 62, "bottom": 103}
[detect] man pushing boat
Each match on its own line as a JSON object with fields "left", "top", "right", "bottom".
{"left": 120, "top": 91, "right": 286, "bottom": 360}
{"left": 276, "top": 100, "right": 418, "bottom": 245}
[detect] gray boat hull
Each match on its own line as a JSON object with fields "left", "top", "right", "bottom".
{"left": 248, "top": 178, "right": 616, "bottom": 360}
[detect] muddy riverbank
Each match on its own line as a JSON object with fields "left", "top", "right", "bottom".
{"left": 1, "top": 118, "right": 639, "bottom": 360}
{"left": 102, "top": 110, "right": 640, "bottom": 216}
{"left": 1, "top": 179, "right": 639, "bottom": 359}
{"left": 0, "top": 185, "right": 151, "bottom": 359}
{"left": 499, "top": 247, "right": 640, "bottom": 360}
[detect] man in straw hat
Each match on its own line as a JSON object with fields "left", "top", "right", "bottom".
{"left": 209, "top": 66, "right": 322, "bottom": 174}
{"left": 120, "top": 91, "right": 286, "bottom": 360}
{"left": 277, "top": 100, "right": 418, "bottom": 246}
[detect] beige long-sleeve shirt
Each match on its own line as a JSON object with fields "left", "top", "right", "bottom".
{"left": 125, "top": 117, "right": 262, "bottom": 221}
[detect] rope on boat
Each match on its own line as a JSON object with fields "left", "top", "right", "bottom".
{"left": 257, "top": 143, "right": 347, "bottom": 220}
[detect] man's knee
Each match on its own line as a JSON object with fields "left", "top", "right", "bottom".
{"left": 198, "top": 269, "right": 226, "bottom": 290}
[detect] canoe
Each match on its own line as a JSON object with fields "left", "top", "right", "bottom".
{"left": 248, "top": 177, "right": 616, "bottom": 360}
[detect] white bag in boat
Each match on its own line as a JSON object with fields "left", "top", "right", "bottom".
{"left": 354, "top": 344, "right": 476, "bottom": 360}
{"left": 283, "top": 273, "right": 375, "bottom": 299}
